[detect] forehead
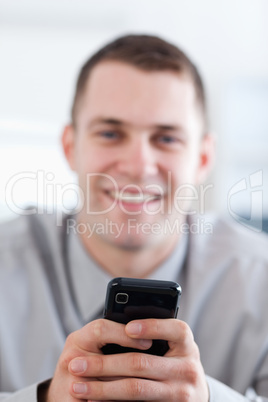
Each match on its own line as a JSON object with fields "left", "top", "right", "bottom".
{"left": 78, "top": 61, "right": 200, "bottom": 128}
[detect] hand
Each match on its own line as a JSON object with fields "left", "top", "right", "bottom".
{"left": 67, "top": 318, "right": 209, "bottom": 401}
{"left": 46, "top": 318, "right": 152, "bottom": 402}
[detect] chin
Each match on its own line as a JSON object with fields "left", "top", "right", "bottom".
{"left": 104, "top": 231, "right": 163, "bottom": 252}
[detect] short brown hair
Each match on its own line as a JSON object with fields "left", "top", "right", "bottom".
{"left": 71, "top": 34, "right": 207, "bottom": 129}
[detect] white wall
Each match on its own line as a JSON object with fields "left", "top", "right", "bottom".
{"left": 1, "top": 0, "right": 268, "bottom": 227}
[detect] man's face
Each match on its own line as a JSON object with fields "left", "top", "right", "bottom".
{"left": 64, "top": 61, "right": 212, "bottom": 250}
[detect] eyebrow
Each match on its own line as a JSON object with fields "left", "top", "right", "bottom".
{"left": 87, "top": 117, "right": 183, "bottom": 132}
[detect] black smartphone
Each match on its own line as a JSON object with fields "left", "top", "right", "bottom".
{"left": 102, "top": 277, "right": 182, "bottom": 356}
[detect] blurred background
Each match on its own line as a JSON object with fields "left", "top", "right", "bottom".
{"left": 0, "top": 0, "right": 268, "bottom": 231}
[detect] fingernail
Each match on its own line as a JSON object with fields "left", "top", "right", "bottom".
{"left": 73, "top": 382, "right": 87, "bottom": 394}
{"left": 70, "top": 359, "right": 87, "bottom": 374}
{"left": 127, "top": 322, "right": 142, "bottom": 335}
{"left": 138, "top": 339, "right": 152, "bottom": 349}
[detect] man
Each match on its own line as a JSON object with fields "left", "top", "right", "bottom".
{"left": 0, "top": 34, "right": 268, "bottom": 401}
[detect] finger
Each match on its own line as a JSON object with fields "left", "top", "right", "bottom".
{"left": 125, "top": 319, "right": 196, "bottom": 356}
{"left": 69, "top": 352, "right": 181, "bottom": 381}
{"left": 72, "top": 319, "right": 152, "bottom": 353}
{"left": 70, "top": 377, "right": 169, "bottom": 401}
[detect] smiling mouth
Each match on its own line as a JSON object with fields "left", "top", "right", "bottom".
{"left": 108, "top": 190, "right": 162, "bottom": 204}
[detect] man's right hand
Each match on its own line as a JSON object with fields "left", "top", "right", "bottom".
{"left": 46, "top": 318, "right": 152, "bottom": 401}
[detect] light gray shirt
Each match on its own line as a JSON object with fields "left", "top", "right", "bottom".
{"left": 0, "top": 213, "right": 268, "bottom": 401}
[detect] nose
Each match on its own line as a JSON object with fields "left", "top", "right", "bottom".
{"left": 117, "top": 136, "right": 159, "bottom": 179}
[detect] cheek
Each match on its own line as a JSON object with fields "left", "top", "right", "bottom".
{"left": 76, "top": 144, "right": 112, "bottom": 174}
{"left": 166, "top": 157, "right": 199, "bottom": 189}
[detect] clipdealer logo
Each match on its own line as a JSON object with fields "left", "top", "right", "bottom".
{"left": 4, "top": 170, "right": 214, "bottom": 226}
{"left": 5, "top": 170, "right": 265, "bottom": 233}
{"left": 227, "top": 170, "right": 263, "bottom": 232}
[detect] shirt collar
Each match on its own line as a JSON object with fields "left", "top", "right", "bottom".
{"left": 67, "top": 227, "right": 188, "bottom": 323}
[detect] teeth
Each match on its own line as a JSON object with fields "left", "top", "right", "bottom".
{"left": 110, "top": 191, "right": 160, "bottom": 204}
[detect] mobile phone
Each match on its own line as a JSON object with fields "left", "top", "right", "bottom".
{"left": 102, "top": 277, "right": 182, "bottom": 356}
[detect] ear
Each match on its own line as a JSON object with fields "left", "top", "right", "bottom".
{"left": 196, "top": 133, "right": 215, "bottom": 184}
{"left": 61, "top": 124, "right": 76, "bottom": 171}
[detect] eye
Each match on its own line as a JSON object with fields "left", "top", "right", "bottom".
{"left": 100, "top": 130, "right": 119, "bottom": 140}
{"left": 156, "top": 133, "right": 184, "bottom": 146}
{"left": 153, "top": 132, "right": 186, "bottom": 150}
{"left": 158, "top": 134, "right": 178, "bottom": 144}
